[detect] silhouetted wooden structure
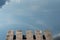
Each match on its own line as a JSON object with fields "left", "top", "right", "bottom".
{"left": 6, "top": 30, "right": 53, "bottom": 40}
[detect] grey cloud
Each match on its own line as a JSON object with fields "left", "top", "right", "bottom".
{"left": 0, "top": 0, "right": 9, "bottom": 8}
{"left": 54, "top": 36, "right": 60, "bottom": 40}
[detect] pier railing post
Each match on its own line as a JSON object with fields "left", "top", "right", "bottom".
{"left": 6, "top": 30, "right": 14, "bottom": 40}
{"left": 44, "top": 30, "right": 53, "bottom": 40}
{"left": 16, "top": 30, "right": 22, "bottom": 40}
{"left": 26, "top": 30, "right": 33, "bottom": 40}
{"left": 35, "top": 30, "right": 43, "bottom": 40}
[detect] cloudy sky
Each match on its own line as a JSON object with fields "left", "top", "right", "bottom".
{"left": 0, "top": 0, "right": 60, "bottom": 40}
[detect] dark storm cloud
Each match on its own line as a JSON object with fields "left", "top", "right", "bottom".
{"left": 0, "top": 0, "right": 9, "bottom": 8}
{"left": 54, "top": 36, "right": 60, "bottom": 40}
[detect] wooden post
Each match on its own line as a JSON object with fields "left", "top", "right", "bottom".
{"left": 35, "top": 30, "right": 43, "bottom": 40}
{"left": 44, "top": 30, "right": 53, "bottom": 40}
{"left": 6, "top": 30, "right": 14, "bottom": 40}
{"left": 26, "top": 30, "right": 33, "bottom": 40}
{"left": 16, "top": 30, "right": 22, "bottom": 40}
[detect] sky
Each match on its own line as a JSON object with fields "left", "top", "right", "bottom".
{"left": 0, "top": 0, "right": 60, "bottom": 40}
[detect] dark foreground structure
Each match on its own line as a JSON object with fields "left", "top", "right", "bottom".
{"left": 6, "top": 30, "right": 53, "bottom": 40}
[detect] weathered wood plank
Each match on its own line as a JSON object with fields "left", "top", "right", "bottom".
{"left": 44, "top": 30, "right": 53, "bottom": 40}
{"left": 6, "top": 30, "right": 14, "bottom": 40}
{"left": 16, "top": 30, "right": 22, "bottom": 40}
{"left": 35, "top": 30, "right": 43, "bottom": 40}
{"left": 26, "top": 30, "right": 33, "bottom": 40}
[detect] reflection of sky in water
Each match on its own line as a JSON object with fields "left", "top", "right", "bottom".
{"left": 0, "top": 0, "right": 60, "bottom": 40}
